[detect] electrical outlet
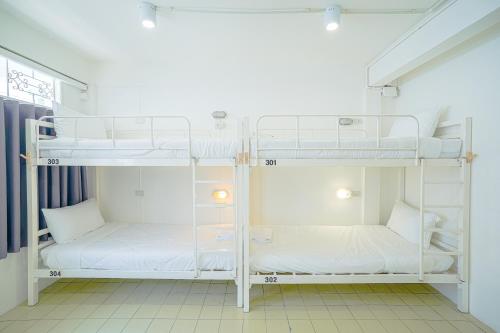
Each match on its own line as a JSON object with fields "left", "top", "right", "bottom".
{"left": 135, "top": 190, "right": 145, "bottom": 197}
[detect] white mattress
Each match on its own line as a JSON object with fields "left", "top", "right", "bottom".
{"left": 253, "top": 136, "right": 462, "bottom": 159}
{"left": 41, "top": 223, "right": 235, "bottom": 271}
{"left": 250, "top": 225, "right": 454, "bottom": 274}
{"left": 39, "top": 137, "right": 239, "bottom": 159}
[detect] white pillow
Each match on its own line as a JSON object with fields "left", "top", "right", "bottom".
{"left": 42, "top": 199, "right": 105, "bottom": 244}
{"left": 388, "top": 110, "right": 441, "bottom": 138}
{"left": 52, "top": 102, "right": 107, "bottom": 139}
{"left": 386, "top": 200, "right": 440, "bottom": 248}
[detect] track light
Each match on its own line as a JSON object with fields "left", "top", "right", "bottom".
{"left": 324, "top": 5, "right": 341, "bottom": 31}
{"left": 336, "top": 188, "right": 352, "bottom": 200}
{"left": 139, "top": 2, "right": 157, "bottom": 29}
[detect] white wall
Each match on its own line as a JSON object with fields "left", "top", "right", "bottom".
{"left": 94, "top": 13, "right": 421, "bottom": 224}
{"left": 0, "top": 9, "right": 96, "bottom": 315}
{"left": 383, "top": 24, "right": 500, "bottom": 331}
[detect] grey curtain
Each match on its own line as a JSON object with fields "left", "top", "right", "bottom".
{"left": 0, "top": 97, "right": 88, "bottom": 259}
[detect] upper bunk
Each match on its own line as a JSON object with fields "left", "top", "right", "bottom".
{"left": 251, "top": 113, "right": 471, "bottom": 168}
{"left": 27, "top": 113, "right": 244, "bottom": 167}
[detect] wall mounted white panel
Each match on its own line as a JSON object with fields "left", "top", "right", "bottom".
{"left": 368, "top": 0, "right": 500, "bottom": 86}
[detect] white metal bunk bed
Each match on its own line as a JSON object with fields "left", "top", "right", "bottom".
{"left": 25, "top": 115, "right": 245, "bottom": 307}
{"left": 243, "top": 114, "right": 472, "bottom": 313}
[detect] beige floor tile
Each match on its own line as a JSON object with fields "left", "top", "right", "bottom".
{"left": 335, "top": 285, "right": 356, "bottom": 294}
{"left": 426, "top": 320, "right": 460, "bottom": 333}
{"left": 289, "top": 319, "right": 315, "bottom": 333}
{"left": 264, "top": 308, "right": 287, "bottom": 320}
{"left": 111, "top": 304, "right": 141, "bottom": 318}
{"left": 185, "top": 294, "right": 206, "bottom": 305}
{"left": 204, "top": 294, "right": 225, "bottom": 306}
{"left": 89, "top": 304, "right": 120, "bottom": 319}
{"left": 199, "top": 306, "right": 223, "bottom": 320}
{"left": 97, "top": 318, "right": 129, "bottom": 333}
{"left": 341, "top": 294, "right": 364, "bottom": 306}
{"left": 334, "top": 319, "right": 363, "bottom": 333}
{"left": 265, "top": 319, "right": 289, "bottom": 333}
{"left": 73, "top": 319, "right": 107, "bottom": 333}
{"left": 177, "top": 305, "right": 202, "bottom": 319}
{"left": 329, "top": 306, "right": 354, "bottom": 319}
{"left": 122, "top": 319, "right": 152, "bottom": 333}
{"left": 410, "top": 305, "right": 443, "bottom": 320}
{"left": 194, "top": 320, "right": 220, "bottom": 333}
{"left": 307, "top": 306, "right": 331, "bottom": 319}
{"left": 242, "top": 319, "right": 267, "bottom": 333}
{"left": 50, "top": 319, "right": 84, "bottom": 333}
{"left": 24, "top": 319, "right": 60, "bottom": 333}
{"left": 449, "top": 320, "right": 485, "bottom": 333}
{"left": 2, "top": 320, "right": 37, "bottom": 333}
{"left": 431, "top": 305, "right": 469, "bottom": 321}
{"left": 242, "top": 308, "right": 266, "bottom": 320}
{"left": 219, "top": 319, "right": 243, "bottom": 333}
{"left": 379, "top": 319, "right": 411, "bottom": 333}
{"left": 322, "top": 293, "right": 345, "bottom": 305}
{"left": 349, "top": 305, "right": 376, "bottom": 319}
{"left": 134, "top": 304, "right": 161, "bottom": 318}
{"left": 368, "top": 305, "right": 398, "bottom": 319}
{"left": 311, "top": 319, "right": 339, "bottom": 333}
{"left": 66, "top": 304, "right": 99, "bottom": 319}
{"left": 285, "top": 306, "right": 310, "bottom": 319}
{"left": 146, "top": 319, "right": 175, "bottom": 333}
{"left": 401, "top": 319, "right": 435, "bottom": 333}
{"left": 389, "top": 306, "right": 419, "bottom": 320}
{"left": 45, "top": 304, "right": 78, "bottom": 319}
{"left": 221, "top": 306, "right": 245, "bottom": 319}
{"left": 0, "top": 321, "right": 13, "bottom": 330}
{"left": 357, "top": 319, "right": 386, "bottom": 333}
{"left": 155, "top": 305, "right": 180, "bottom": 319}
{"left": 170, "top": 319, "right": 197, "bottom": 333}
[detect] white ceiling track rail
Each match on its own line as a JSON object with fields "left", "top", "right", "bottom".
{"left": 162, "top": 7, "right": 429, "bottom": 15}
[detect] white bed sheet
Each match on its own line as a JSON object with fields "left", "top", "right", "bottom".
{"left": 39, "top": 137, "right": 239, "bottom": 159}
{"left": 253, "top": 136, "right": 462, "bottom": 159}
{"left": 41, "top": 223, "right": 235, "bottom": 271}
{"left": 250, "top": 225, "right": 454, "bottom": 274}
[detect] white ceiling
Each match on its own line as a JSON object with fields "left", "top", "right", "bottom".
{"left": 0, "top": 0, "right": 438, "bottom": 62}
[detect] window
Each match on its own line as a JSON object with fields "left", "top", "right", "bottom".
{"left": 0, "top": 55, "right": 60, "bottom": 107}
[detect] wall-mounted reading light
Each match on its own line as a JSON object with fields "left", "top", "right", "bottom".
{"left": 336, "top": 188, "right": 353, "bottom": 200}
{"left": 212, "top": 189, "right": 229, "bottom": 203}
{"left": 324, "top": 5, "right": 341, "bottom": 31}
{"left": 139, "top": 2, "right": 157, "bottom": 29}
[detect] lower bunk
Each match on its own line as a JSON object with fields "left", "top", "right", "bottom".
{"left": 244, "top": 224, "right": 463, "bottom": 312}
{"left": 29, "top": 200, "right": 242, "bottom": 306}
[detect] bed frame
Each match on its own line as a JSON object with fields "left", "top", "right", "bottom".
{"left": 25, "top": 115, "right": 245, "bottom": 308}
{"left": 243, "top": 115, "right": 472, "bottom": 313}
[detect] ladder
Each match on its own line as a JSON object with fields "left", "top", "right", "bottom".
{"left": 418, "top": 157, "right": 471, "bottom": 312}
{"left": 191, "top": 159, "right": 238, "bottom": 278}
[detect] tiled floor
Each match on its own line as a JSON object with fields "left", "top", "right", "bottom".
{"left": 0, "top": 279, "right": 493, "bottom": 333}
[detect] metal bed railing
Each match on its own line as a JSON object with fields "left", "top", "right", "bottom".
{"left": 36, "top": 115, "right": 192, "bottom": 161}
{"left": 255, "top": 114, "right": 420, "bottom": 159}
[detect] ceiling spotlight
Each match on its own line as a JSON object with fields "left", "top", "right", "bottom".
{"left": 324, "top": 5, "right": 341, "bottom": 31}
{"left": 139, "top": 2, "right": 157, "bottom": 29}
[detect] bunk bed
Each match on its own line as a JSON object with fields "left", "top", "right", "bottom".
{"left": 25, "top": 114, "right": 245, "bottom": 307}
{"left": 242, "top": 114, "right": 472, "bottom": 313}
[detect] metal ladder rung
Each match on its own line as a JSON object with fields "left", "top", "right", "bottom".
{"left": 195, "top": 203, "right": 234, "bottom": 208}
{"left": 424, "top": 250, "right": 460, "bottom": 256}
{"left": 426, "top": 228, "right": 460, "bottom": 236}
{"left": 195, "top": 180, "right": 233, "bottom": 184}
{"left": 424, "top": 204, "right": 463, "bottom": 209}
